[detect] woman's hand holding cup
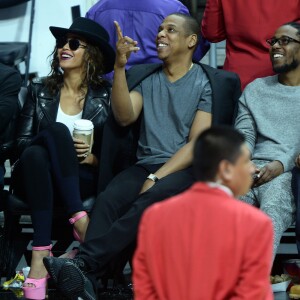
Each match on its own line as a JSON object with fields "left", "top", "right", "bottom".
{"left": 73, "top": 119, "right": 94, "bottom": 162}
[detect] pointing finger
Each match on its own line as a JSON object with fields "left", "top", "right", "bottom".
{"left": 114, "top": 21, "right": 123, "bottom": 40}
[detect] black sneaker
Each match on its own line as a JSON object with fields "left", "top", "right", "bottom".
{"left": 57, "top": 260, "right": 96, "bottom": 300}
{"left": 43, "top": 256, "right": 87, "bottom": 284}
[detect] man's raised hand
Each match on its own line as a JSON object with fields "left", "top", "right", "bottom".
{"left": 114, "top": 21, "right": 140, "bottom": 68}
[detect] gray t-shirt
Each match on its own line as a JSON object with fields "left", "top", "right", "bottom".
{"left": 133, "top": 64, "right": 212, "bottom": 165}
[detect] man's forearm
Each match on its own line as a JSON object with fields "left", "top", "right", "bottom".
{"left": 111, "top": 66, "right": 135, "bottom": 126}
{"left": 154, "top": 110, "right": 212, "bottom": 179}
{"left": 154, "top": 141, "right": 195, "bottom": 180}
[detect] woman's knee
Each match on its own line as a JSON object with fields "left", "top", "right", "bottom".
{"left": 20, "top": 145, "right": 49, "bottom": 167}
{"left": 48, "top": 122, "right": 70, "bottom": 136}
{"left": 41, "top": 123, "right": 72, "bottom": 146}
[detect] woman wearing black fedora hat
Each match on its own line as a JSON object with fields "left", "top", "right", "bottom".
{"left": 10, "top": 17, "right": 115, "bottom": 299}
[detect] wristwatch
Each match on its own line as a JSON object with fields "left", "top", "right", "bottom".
{"left": 147, "top": 173, "right": 159, "bottom": 182}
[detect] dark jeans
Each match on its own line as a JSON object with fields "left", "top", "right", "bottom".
{"left": 12, "top": 123, "right": 97, "bottom": 246}
{"left": 292, "top": 167, "right": 300, "bottom": 254}
{"left": 78, "top": 164, "right": 195, "bottom": 277}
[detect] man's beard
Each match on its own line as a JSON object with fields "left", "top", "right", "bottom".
{"left": 273, "top": 59, "right": 299, "bottom": 73}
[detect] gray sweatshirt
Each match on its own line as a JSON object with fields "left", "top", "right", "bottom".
{"left": 235, "top": 75, "right": 300, "bottom": 172}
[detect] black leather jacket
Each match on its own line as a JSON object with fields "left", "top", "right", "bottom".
{"left": 15, "top": 77, "right": 111, "bottom": 160}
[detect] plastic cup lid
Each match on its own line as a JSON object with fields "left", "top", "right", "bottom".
{"left": 73, "top": 119, "right": 94, "bottom": 130}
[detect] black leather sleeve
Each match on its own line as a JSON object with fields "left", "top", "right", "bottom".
{"left": 15, "top": 82, "right": 39, "bottom": 156}
{"left": 0, "top": 66, "right": 22, "bottom": 136}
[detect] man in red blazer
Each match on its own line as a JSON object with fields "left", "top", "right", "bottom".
{"left": 201, "top": 0, "right": 300, "bottom": 90}
{"left": 133, "top": 127, "right": 274, "bottom": 300}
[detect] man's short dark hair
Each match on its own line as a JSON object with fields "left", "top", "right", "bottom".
{"left": 170, "top": 13, "right": 199, "bottom": 45}
{"left": 283, "top": 22, "right": 300, "bottom": 37}
{"left": 193, "top": 126, "right": 245, "bottom": 181}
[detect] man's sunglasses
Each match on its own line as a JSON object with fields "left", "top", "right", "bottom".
{"left": 266, "top": 36, "right": 300, "bottom": 47}
{"left": 56, "top": 38, "right": 87, "bottom": 51}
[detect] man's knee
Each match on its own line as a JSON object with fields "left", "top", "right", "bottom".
{"left": 262, "top": 206, "right": 294, "bottom": 230}
{"left": 239, "top": 189, "right": 258, "bottom": 206}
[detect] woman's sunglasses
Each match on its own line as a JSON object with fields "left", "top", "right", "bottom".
{"left": 56, "top": 38, "right": 87, "bottom": 51}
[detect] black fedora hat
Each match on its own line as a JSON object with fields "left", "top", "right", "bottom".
{"left": 49, "top": 17, "right": 115, "bottom": 73}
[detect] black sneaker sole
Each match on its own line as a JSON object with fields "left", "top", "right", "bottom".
{"left": 57, "top": 261, "right": 96, "bottom": 300}
{"left": 43, "top": 257, "right": 68, "bottom": 284}
{"left": 43, "top": 257, "right": 59, "bottom": 284}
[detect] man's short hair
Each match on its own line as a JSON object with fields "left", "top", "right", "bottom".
{"left": 283, "top": 22, "right": 300, "bottom": 37}
{"left": 170, "top": 13, "right": 200, "bottom": 45}
{"left": 193, "top": 126, "right": 245, "bottom": 181}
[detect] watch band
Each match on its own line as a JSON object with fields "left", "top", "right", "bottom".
{"left": 147, "top": 173, "right": 159, "bottom": 182}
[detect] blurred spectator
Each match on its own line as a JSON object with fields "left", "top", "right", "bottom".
{"left": 201, "top": 0, "right": 300, "bottom": 90}
{"left": 133, "top": 127, "right": 274, "bottom": 300}
{"left": 0, "top": 63, "right": 21, "bottom": 191}
{"left": 86, "top": 0, "right": 210, "bottom": 80}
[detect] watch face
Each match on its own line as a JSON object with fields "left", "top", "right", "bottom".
{"left": 147, "top": 174, "right": 158, "bottom": 182}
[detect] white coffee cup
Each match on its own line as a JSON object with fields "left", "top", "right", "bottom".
{"left": 73, "top": 119, "right": 94, "bottom": 154}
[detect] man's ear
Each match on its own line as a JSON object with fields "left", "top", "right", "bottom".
{"left": 188, "top": 34, "right": 197, "bottom": 49}
{"left": 218, "top": 160, "right": 233, "bottom": 182}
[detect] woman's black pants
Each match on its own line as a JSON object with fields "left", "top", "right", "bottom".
{"left": 13, "top": 123, "right": 97, "bottom": 246}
